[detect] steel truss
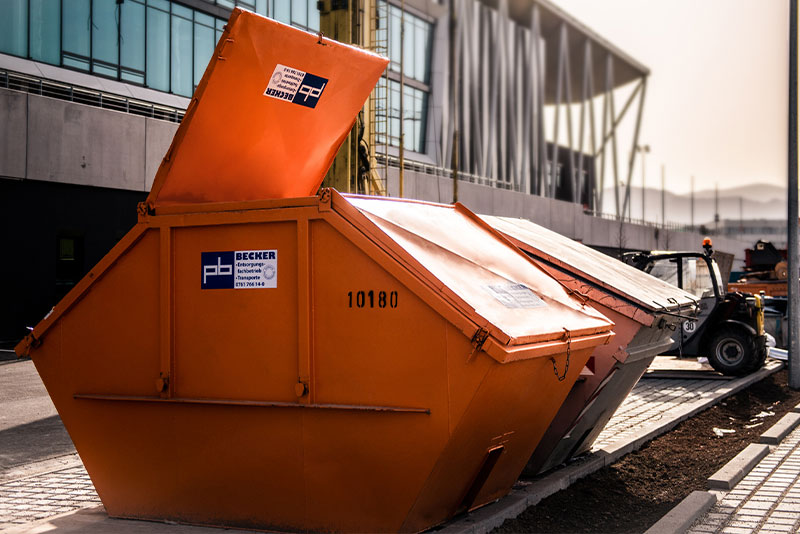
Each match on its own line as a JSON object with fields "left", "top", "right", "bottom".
{"left": 437, "top": 0, "right": 648, "bottom": 217}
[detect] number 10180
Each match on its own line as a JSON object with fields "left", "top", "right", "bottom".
{"left": 347, "top": 290, "right": 398, "bottom": 308}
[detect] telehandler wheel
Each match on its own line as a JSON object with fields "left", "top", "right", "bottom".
{"left": 707, "top": 327, "right": 757, "bottom": 376}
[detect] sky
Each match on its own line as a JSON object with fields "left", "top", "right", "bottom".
{"left": 550, "top": 0, "right": 791, "bottom": 195}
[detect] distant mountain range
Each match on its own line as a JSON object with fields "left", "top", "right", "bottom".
{"left": 600, "top": 183, "right": 788, "bottom": 226}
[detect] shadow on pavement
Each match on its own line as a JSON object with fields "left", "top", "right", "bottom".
{"left": 0, "top": 415, "right": 75, "bottom": 472}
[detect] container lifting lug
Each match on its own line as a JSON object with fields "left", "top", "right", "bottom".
{"left": 217, "top": 38, "right": 234, "bottom": 61}
{"left": 295, "top": 381, "right": 309, "bottom": 398}
{"left": 155, "top": 373, "right": 169, "bottom": 395}
{"left": 468, "top": 328, "right": 490, "bottom": 361}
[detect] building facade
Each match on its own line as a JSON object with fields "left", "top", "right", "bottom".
{"left": 0, "top": 0, "right": 750, "bottom": 343}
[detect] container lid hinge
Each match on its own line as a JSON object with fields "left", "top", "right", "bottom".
{"left": 318, "top": 188, "right": 332, "bottom": 211}
{"left": 137, "top": 202, "right": 153, "bottom": 220}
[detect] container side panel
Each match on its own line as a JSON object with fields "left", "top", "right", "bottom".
{"left": 309, "top": 220, "right": 446, "bottom": 410}
{"left": 172, "top": 221, "right": 298, "bottom": 402}
{"left": 525, "top": 304, "right": 639, "bottom": 475}
{"left": 305, "top": 219, "right": 450, "bottom": 531}
{"left": 402, "top": 325, "right": 595, "bottom": 532}
{"left": 60, "top": 229, "right": 160, "bottom": 397}
{"left": 444, "top": 327, "right": 493, "bottom": 436}
{"left": 79, "top": 404, "right": 305, "bottom": 531}
{"left": 569, "top": 323, "right": 674, "bottom": 457}
{"left": 28, "top": 229, "right": 301, "bottom": 530}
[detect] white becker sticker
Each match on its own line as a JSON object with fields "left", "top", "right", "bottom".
{"left": 484, "top": 283, "right": 547, "bottom": 309}
{"left": 201, "top": 249, "right": 277, "bottom": 290}
{"left": 264, "top": 64, "right": 328, "bottom": 109}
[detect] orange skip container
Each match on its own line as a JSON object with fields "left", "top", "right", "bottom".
{"left": 17, "top": 191, "right": 614, "bottom": 532}
{"left": 481, "top": 215, "right": 698, "bottom": 475}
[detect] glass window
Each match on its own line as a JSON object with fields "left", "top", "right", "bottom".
{"left": 194, "top": 18, "right": 215, "bottom": 88}
{"left": 146, "top": 4, "right": 170, "bottom": 91}
{"left": 403, "top": 16, "right": 414, "bottom": 79}
{"left": 291, "top": 0, "right": 307, "bottom": 27}
{"left": 384, "top": 2, "right": 432, "bottom": 84}
{"left": 389, "top": 80, "right": 400, "bottom": 143}
{"left": 0, "top": 0, "right": 28, "bottom": 57}
{"left": 92, "top": 0, "right": 120, "bottom": 77}
{"left": 195, "top": 11, "right": 214, "bottom": 27}
{"left": 171, "top": 3, "right": 192, "bottom": 19}
{"left": 29, "top": 0, "right": 60, "bottom": 65}
{"left": 380, "top": 65, "right": 428, "bottom": 152}
{"left": 171, "top": 11, "right": 193, "bottom": 96}
{"left": 120, "top": 0, "right": 146, "bottom": 83}
{"left": 216, "top": 18, "right": 225, "bottom": 46}
{"left": 307, "top": 0, "right": 319, "bottom": 31}
{"left": 5, "top": 0, "right": 321, "bottom": 97}
{"left": 413, "top": 19, "right": 430, "bottom": 82}
{"left": 389, "top": 7, "right": 400, "bottom": 73}
{"left": 62, "top": 0, "right": 91, "bottom": 70}
{"left": 272, "top": 0, "right": 290, "bottom": 23}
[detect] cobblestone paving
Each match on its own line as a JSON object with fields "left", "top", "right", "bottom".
{"left": 0, "top": 466, "right": 100, "bottom": 529}
{"left": 689, "top": 425, "right": 800, "bottom": 534}
{"left": 592, "top": 376, "right": 727, "bottom": 450}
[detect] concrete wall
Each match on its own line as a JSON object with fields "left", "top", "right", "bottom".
{"left": 0, "top": 88, "right": 178, "bottom": 192}
{"left": 0, "top": 88, "right": 27, "bottom": 180}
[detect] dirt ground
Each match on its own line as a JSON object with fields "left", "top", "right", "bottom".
{"left": 493, "top": 369, "right": 800, "bottom": 534}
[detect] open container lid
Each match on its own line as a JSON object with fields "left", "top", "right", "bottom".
{"left": 146, "top": 8, "right": 388, "bottom": 210}
{"left": 342, "top": 195, "right": 614, "bottom": 348}
{"left": 480, "top": 215, "right": 698, "bottom": 319}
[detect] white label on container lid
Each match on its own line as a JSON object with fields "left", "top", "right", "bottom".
{"left": 484, "top": 283, "right": 547, "bottom": 309}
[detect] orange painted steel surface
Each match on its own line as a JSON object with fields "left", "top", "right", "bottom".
{"left": 17, "top": 190, "right": 615, "bottom": 533}
{"left": 481, "top": 215, "right": 697, "bottom": 475}
{"left": 146, "top": 8, "right": 387, "bottom": 209}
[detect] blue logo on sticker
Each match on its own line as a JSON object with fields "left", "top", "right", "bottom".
{"left": 292, "top": 73, "right": 328, "bottom": 109}
{"left": 201, "top": 251, "right": 234, "bottom": 289}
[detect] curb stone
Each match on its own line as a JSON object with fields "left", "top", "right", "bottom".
{"left": 707, "top": 443, "right": 770, "bottom": 490}
{"left": 643, "top": 491, "right": 717, "bottom": 534}
{"left": 759, "top": 411, "right": 800, "bottom": 445}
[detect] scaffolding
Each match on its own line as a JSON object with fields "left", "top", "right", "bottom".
{"left": 367, "top": 0, "right": 390, "bottom": 195}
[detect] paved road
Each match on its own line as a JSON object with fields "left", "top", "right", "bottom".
{"left": 0, "top": 359, "right": 76, "bottom": 475}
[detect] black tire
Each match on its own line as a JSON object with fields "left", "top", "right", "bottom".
{"left": 749, "top": 337, "right": 768, "bottom": 373}
{"left": 707, "top": 327, "right": 758, "bottom": 376}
